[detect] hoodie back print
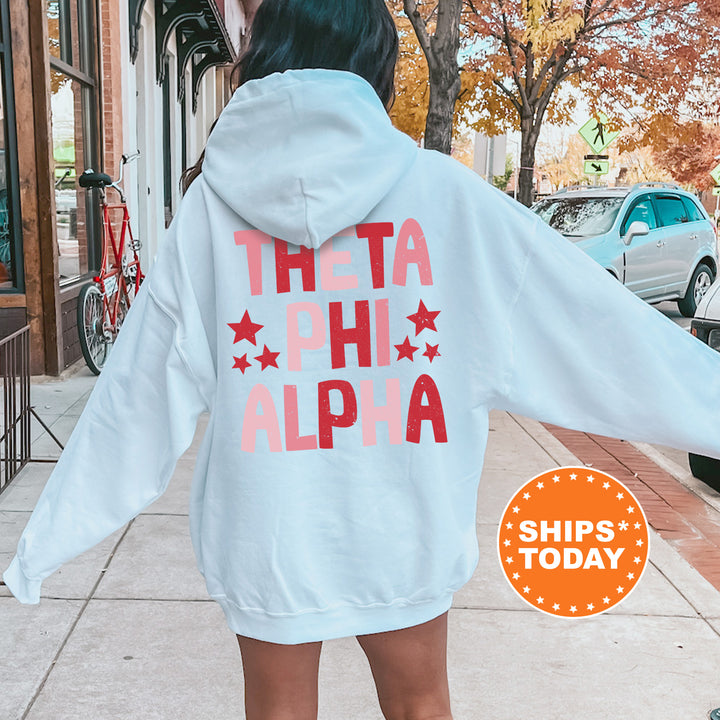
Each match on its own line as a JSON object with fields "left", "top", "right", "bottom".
{"left": 7, "top": 69, "right": 720, "bottom": 644}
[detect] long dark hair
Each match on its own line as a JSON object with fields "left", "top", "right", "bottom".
{"left": 180, "top": 0, "right": 399, "bottom": 195}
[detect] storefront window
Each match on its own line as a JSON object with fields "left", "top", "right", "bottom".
{"left": 50, "top": 71, "right": 92, "bottom": 279}
{"left": 0, "top": 0, "right": 21, "bottom": 291}
{"left": 48, "top": 0, "right": 99, "bottom": 285}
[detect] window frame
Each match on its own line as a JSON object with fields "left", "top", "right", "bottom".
{"left": 620, "top": 194, "right": 658, "bottom": 236}
{"left": 681, "top": 195, "right": 705, "bottom": 223}
{"left": 48, "top": 0, "right": 102, "bottom": 285}
{"left": 652, "top": 193, "right": 690, "bottom": 228}
{"left": 0, "top": 0, "right": 25, "bottom": 293}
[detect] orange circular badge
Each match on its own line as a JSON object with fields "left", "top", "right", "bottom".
{"left": 497, "top": 466, "right": 649, "bottom": 618}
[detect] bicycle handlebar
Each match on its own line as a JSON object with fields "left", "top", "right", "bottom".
{"left": 117, "top": 151, "right": 140, "bottom": 186}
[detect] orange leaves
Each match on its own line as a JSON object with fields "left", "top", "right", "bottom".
{"left": 654, "top": 123, "right": 720, "bottom": 190}
{"left": 390, "top": 12, "right": 430, "bottom": 142}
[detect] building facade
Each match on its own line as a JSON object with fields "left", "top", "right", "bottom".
{"left": 0, "top": 0, "right": 244, "bottom": 375}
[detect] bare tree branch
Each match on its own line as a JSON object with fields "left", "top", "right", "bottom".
{"left": 493, "top": 78, "right": 523, "bottom": 112}
{"left": 403, "top": 0, "right": 435, "bottom": 65}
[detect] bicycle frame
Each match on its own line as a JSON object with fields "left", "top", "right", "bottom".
{"left": 94, "top": 198, "right": 145, "bottom": 338}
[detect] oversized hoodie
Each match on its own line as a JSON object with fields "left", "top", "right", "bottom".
{"left": 5, "top": 69, "right": 720, "bottom": 643}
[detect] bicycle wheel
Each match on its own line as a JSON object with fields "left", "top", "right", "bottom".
{"left": 77, "top": 282, "right": 109, "bottom": 375}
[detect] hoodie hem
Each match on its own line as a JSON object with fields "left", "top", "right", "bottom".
{"left": 3, "top": 555, "right": 42, "bottom": 604}
{"left": 213, "top": 590, "right": 455, "bottom": 644}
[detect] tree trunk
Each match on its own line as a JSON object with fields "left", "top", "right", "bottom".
{"left": 518, "top": 116, "right": 540, "bottom": 207}
{"left": 424, "top": 66, "right": 461, "bottom": 153}
{"left": 404, "top": 0, "right": 463, "bottom": 154}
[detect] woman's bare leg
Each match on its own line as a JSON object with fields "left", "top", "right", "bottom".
{"left": 356, "top": 611, "right": 453, "bottom": 720}
{"left": 236, "top": 634, "right": 323, "bottom": 720}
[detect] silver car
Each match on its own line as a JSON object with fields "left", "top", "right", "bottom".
{"left": 532, "top": 183, "right": 718, "bottom": 317}
{"left": 688, "top": 283, "right": 720, "bottom": 489}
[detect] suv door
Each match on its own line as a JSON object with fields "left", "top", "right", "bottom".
{"left": 651, "top": 193, "right": 694, "bottom": 295}
{"left": 620, "top": 195, "right": 663, "bottom": 298}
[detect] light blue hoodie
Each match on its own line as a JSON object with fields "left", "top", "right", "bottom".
{"left": 5, "top": 69, "right": 720, "bottom": 643}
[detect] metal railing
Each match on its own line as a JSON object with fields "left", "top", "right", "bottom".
{"left": 0, "top": 324, "right": 30, "bottom": 492}
{"left": 0, "top": 325, "right": 64, "bottom": 495}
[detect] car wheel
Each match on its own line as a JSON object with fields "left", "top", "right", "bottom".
{"left": 688, "top": 452, "right": 720, "bottom": 493}
{"left": 677, "top": 263, "right": 714, "bottom": 318}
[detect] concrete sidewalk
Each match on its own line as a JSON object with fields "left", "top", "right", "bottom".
{"left": 2, "top": 365, "right": 720, "bottom": 720}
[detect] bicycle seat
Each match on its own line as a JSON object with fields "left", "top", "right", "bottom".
{"left": 79, "top": 170, "right": 113, "bottom": 188}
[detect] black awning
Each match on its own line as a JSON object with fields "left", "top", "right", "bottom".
{"left": 130, "top": 0, "right": 236, "bottom": 112}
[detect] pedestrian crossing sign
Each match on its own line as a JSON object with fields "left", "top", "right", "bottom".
{"left": 710, "top": 164, "right": 720, "bottom": 186}
{"left": 584, "top": 159, "right": 610, "bottom": 176}
{"left": 578, "top": 113, "right": 620, "bottom": 154}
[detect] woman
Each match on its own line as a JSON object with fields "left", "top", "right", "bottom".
{"left": 6, "top": 2, "right": 720, "bottom": 719}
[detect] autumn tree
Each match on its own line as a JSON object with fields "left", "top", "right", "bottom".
{"left": 464, "top": 0, "right": 719, "bottom": 205}
{"left": 389, "top": 1, "right": 483, "bottom": 164}
{"left": 399, "top": 0, "right": 463, "bottom": 154}
{"left": 394, "top": 0, "right": 718, "bottom": 206}
{"left": 654, "top": 123, "right": 720, "bottom": 191}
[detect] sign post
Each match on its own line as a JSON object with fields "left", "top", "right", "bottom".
{"left": 710, "top": 163, "right": 720, "bottom": 222}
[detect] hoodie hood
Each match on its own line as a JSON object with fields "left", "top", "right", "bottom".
{"left": 202, "top": 68, "right": 418, "bottom": 249}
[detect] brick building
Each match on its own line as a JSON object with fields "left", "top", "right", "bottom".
{"left": 0, "top": 0, "right": 245, "bottom": 374}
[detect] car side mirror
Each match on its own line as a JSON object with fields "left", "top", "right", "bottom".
{"left": 623, "top": 220, "right": 650, "bottom": 246}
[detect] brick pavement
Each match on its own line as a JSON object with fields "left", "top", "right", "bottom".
{"left": 543, "top": 423, "right": 720, "bottom": 592}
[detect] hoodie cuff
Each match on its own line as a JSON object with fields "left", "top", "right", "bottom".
{"left": 3, "top": 555, "right": 42, "bottom": 604}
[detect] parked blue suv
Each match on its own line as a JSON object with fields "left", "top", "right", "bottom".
{"left": 532, "top": 183, "right": 718, "bottom": 317}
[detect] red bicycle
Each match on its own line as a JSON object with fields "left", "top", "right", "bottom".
{"left": 77, "top": 152, "right": 145, "bottom": 374}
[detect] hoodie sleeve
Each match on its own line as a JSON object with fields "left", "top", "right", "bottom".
{"left": 2, "top": 182, "right": 215, "bottom": 604}
{"left": 491, "top": 211, "right": 720, "bottom": 460}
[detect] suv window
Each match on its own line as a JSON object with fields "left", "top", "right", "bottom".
{"left": 531, "top": 196, "right": 624, "bottom": 237}
{"left": 655, "top": 195, "right": 689, "bottom": 227}
{"left": 621, "top": 197, "right": 657, "bottom": 235}
{"left": 681, "top": 196, "right": 704, "bottom": 222}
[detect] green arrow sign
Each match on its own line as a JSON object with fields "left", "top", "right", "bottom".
{"left": 578, "top": 113, "right": 620, "bottom": 154}
{"left": 584, "top": 159, "right": 610, "bottom": 176}
{"left": 710, "top": 164, "right": 720, "bottom": 185}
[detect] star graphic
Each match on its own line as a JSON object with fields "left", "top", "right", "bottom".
{"left": 228, "top": 310, "right": 264, "bottom": 345}
{"left": 636, "top": 539, "right": 644, "bottom": 547}
{"left": 634, "top": 522, "right": 641, "bottom": 529}
{"left": 570, "top": 606, "right": 577, "bottom": 613}
{"left": 232, "top": 354, "right": 252, "bottom": 374}
{"left": 627, "top": 506, "right": 635, "bottom": 514}
{"left": 255, "top": 345, "right": 280, "bottom": 371}
{"left": 504, "top": 539, "right": 512, "bottom": 546}
{"left": 395, "top": 336, "right": 419, "bottom": 361}
{"left": 512, "top": 506, "right": 520, "bottom": 514}
{"left": 587, "top": 603, "right": 594, "bottom": 611}
{"left": 617, "top": 585, "right": 625, "bottom": 594}
{"left": 616, "top": 492, "right": 624, "bottom": 500}
{"left": 523, "top": 492, "right": 531, "bottom": 500}
{"left": 570, "top": 473, "right": 577, "bottom": 480}
{"left": 536, "top": 481, "right": 544, "bottom": 489}
{"left": 627, "top": 572, "right": 634, "bottom": 580}
{"left": 423, "top": 343, "right": 441, "bottom": 363}
{"left": 505, "top": 522, "right": 513, "bottom": 529}
{"left": 553, "top": 475, "right": 561, "bottom": 483}
{"left": 537, "top": 597, "right": 544, "bottom": 604}
{"left": 633, "top": 556, "right": 641, "bottom": 564}
{"left": 603, "top": 482, "right": 610, "bottom": 489}
{"left": 603, "top": 596, "right": 611, "bottom": 604}
{"left": 512, "top": 572, "right": 520, "bottom": 580}
{"left": 505, "top": 556, "right": 513, "bottom": 564}
{"left": 618, "top": 521, "right": 629, "bottom": 531}
{"left": 523, "top": 586, "right": 531, "bottom": 594}
{"left": 587, "top": 475, "right": 595, "bottom": 483}
{"left": 406, "top": 300, "right": 440, "bottom": 335}
{"left": 552, "top": 603, "right": 560, "bottom": 611}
